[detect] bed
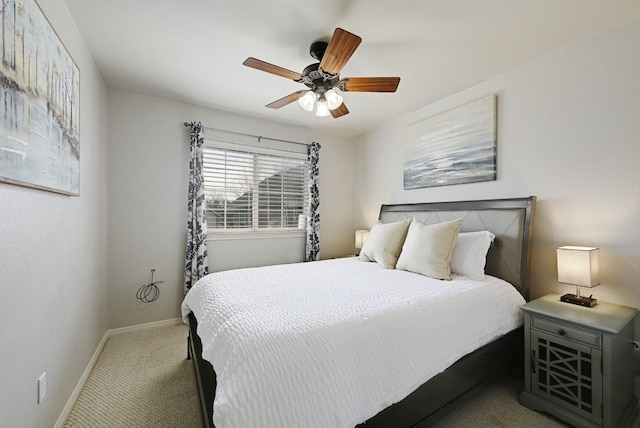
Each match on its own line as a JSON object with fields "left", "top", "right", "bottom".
{"left": 182, "top": 196, "right": 536, "bottom": 428}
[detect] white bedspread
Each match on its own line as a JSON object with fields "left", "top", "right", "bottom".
{"left": 181, "top": 258, "right": 525, "bottom": 428}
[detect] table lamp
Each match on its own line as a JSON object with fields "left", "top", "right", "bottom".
{"left": 557, "top": 246, "right": 600, "bottom": 307}
{"left": 355, "top": 230, "right": 369, "bottom": 255}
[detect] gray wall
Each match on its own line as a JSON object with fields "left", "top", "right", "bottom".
{"left": 0, "top": 0, "right": 110, "bottom": 426}
{"left": 354, "top": 19, "right": 640, "bottom": 335}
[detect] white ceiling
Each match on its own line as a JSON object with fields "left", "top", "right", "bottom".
{"left": 64, "top": 0, "right": 640, "bottom": 138}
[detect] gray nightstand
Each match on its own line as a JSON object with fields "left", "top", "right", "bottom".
{"left": 520, "top": 293, "right": 638, "bottom": 428}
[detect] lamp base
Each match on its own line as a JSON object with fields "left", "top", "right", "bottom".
{"left": 560, "top": 293, "right": 597, "bottom": 307}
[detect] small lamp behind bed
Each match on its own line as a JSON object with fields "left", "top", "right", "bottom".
{"left": 355, "top": 230, "right": 370, "bottom": 256}
{"left": 557, "top": 246, "right": 600, "bottom": 307}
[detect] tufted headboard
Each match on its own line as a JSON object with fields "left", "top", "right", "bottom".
{"left": 378, "top": 196, "right": 536, "bottom": 301}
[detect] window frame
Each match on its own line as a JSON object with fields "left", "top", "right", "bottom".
{"left": 202, "top": 139, "right": 309, "bottom": 239}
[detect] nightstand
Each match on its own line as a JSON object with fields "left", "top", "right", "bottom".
{"left": 520, "top": 293, "right": 638, "bottom": 428}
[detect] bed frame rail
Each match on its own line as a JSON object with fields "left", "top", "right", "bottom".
{"left": 188, "top": 313, "right": 215, "bottom": 428}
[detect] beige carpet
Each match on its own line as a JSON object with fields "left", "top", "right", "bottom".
{"left": 63, "top": 323, "right": 637, "bottom": 427}
{"left": 64, "top": 324, "right": 202, "bottom": 428}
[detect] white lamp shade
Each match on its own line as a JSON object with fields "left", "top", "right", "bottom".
{"left": 298, "top": 91, "right": 316, "bottom": 112}
{"left": 557, "top": 246, "right": 600, "bottom": 287}
{"left": 355, "top": 229, "right": 370, "bottom": 249}
{"left": 315, "top": 99, "right": 330, "bottom": 117}
{"left": 325, "top": 89, "right": 343, "bottom": 110}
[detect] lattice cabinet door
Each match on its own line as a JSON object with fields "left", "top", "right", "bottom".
{"left": 530, "top": 329, "right": 603, "bottom": 424}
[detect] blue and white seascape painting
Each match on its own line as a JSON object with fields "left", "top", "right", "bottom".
{"left": 404, "top": 95, "right": 496, "bottom": 189}
{"left": 0, "top": 0, "right": 80, "bottom": 195}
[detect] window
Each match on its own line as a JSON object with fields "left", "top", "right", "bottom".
{"left": 203, "top": 142, "right": 308, "bottom": 232}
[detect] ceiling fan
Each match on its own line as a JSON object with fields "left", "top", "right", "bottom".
{"left": 243, "top": 28, "right": 400, "bottom": 119}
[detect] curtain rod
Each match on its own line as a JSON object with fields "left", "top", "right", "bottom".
{"left": 183, "top": 123, "right": 308, "bottom": 146}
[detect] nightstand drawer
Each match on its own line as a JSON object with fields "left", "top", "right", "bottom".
{"left": 532, "top": 316, "right": 601, "bottom": 348}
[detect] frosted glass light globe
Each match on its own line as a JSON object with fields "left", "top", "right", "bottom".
{"left": 325, "top": 89, "right": 343, "bottom": 110}
{"left": 315, "top": 99, "right": 330, "bottom": 117}
{"left": 298, "top": 91, "right": 316, "bottom": 112}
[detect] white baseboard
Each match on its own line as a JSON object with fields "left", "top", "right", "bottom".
{"left": 53, "top": 318, "right": 183, "bottom": 427}
{"left": 53, "top": 331, "right": 108, "bottom": 428}
{"left": 107, "top": 317, "right": 183, "bottom": 336}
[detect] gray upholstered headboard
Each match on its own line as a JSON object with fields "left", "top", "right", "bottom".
{"left": 379, "top": 196, "right": 536, "bottom": 301}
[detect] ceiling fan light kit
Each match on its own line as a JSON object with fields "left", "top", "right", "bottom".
{"left": 298, "top": 88, "right": 343, "bottom": 115}
{"left": 243, "top": 28, "right": 400, "bottom": 119}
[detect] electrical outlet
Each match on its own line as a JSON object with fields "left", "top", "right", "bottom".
{"left": 37, "top": 372, "right": 46, "bottom": 404}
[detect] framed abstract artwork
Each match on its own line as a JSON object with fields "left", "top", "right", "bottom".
{"left": 404, "top": 95, "right": 496, "bottom": 189}
{"left": 0, "top": 0, "right": 80, "bottom": 195}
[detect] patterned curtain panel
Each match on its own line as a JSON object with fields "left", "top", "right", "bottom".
{"left": 184, "top": 122, "right": 209, "bottom": 294}
{"left": 305, "top": 142, "right": 321, "bottom": 262}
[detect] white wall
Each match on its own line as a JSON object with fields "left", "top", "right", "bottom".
{"left": 354, "top": 19, "right": 640, "bottom": 326}
{"left": 107, "top": 90, "right": 354, "bottom": 329}
{"left": 0, "top": 0, "right": 109, "bottom": 426}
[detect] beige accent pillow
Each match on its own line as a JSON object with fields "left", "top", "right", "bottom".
{"left": 358, "top": 219, "right": 411, "bottom": 269}
{"left": 396, "top": 218, "right": 463, "bottom": 280}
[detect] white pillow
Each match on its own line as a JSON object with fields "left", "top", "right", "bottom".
{"left": 396, "top": 218, "right": 462, "bottom": 280}
{"left": 358, "top": 219, "right": 411, "bottom": 269}
{"left": 450, "top": 231, "right": 496, "bottom": 280}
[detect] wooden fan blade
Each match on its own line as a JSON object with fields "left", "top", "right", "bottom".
{"left": 340, "top": 77, "right": 400, "bottom": 92}
{"left": 266, "top": 90, "right": 308, "bottom": 109}
{"left": 243, "top": 57, "right": 303, "bottom": 81}
{"left": 319, "top": 28, "right": 362, "bottom": 76}
{"left": 330, "top": 103, "right": 349, "bottom": 118}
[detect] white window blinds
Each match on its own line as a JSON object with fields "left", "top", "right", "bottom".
{"left": 203, "top": 143, "right": 308, "bottom": 231}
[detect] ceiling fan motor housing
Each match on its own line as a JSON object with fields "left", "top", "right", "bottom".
{"left": 302, "top": 62, "right": 339, "bottom": 94}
